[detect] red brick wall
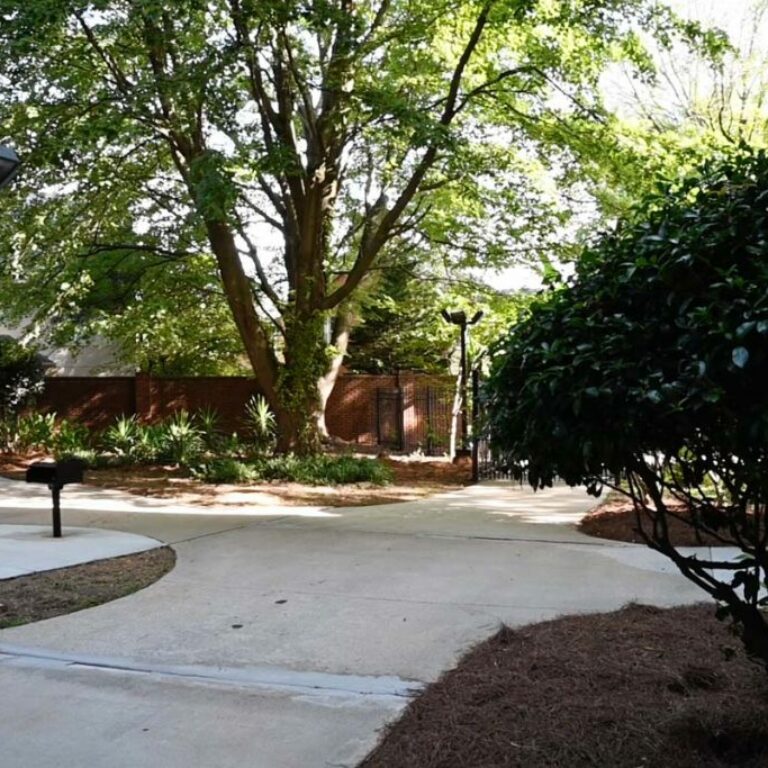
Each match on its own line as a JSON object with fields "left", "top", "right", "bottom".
{"left": 325, "top": 374, "right": 397, "bottom": 444}
{"left": 40, "top": 372, "right": 455, "bottom": 448}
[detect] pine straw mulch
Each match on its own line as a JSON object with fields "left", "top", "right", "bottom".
{"left": 579, "top": 495, "right": 735, "bottom": 547}
{"left": 0, "top": 547, "right": 176, "bottom": 629}
{"left": 361, "top": 603, "right": 768, "bottom": 768}
{"left": 0, "top": 453, "right": 471, "bottom": 508}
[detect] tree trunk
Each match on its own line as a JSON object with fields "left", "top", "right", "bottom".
{"left": 271, "top": 307, "right": 326, "bottom": 454}
{"left": 316, "top": 312, "right": 352, "bottom": 439}
{"left": 205, "top": 219, "right": 279, "bottom": 402}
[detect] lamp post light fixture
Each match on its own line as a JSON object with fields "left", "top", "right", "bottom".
{"left": 441, "top": 308, "right": 484, "bottom": 455}
{"left": 0, "top": 146, "right": 20, "bottom": 190}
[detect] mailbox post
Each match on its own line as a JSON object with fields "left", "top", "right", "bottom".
{"left": 25, "top": 460, "right": 85, "bottom": 538}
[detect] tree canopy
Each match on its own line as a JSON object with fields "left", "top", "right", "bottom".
{"left": 0, "top": 0, "right": 721, "bottom": 450}
{"left": 485, "top": 148, "right": 768, "bottom": 664}
{"left": 586, "top": 0, "right": 766, "bottom": 216}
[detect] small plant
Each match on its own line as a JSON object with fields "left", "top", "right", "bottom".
{"left": 161, "top": 410, "right": 204, "bottom": 466}
{"left": 195, "top": 407, "right": 221, "bottom": 451}
{"left": 133, "top": 423, "right": 165, "bottom": 464}
{"left": 102, "top": 415, "right": 140, "bottom": 461}
{"left": 244, "top": 395, "right": 276, "bottom": 451}
{"left": 219, "top": 431, "right": 246, "bottom": 459}
{"left": 15, "top": 412, "right": 57, "bottom": 452}
{"left": 191, "top": 458, "right": 259, "bottom": 484}
{"left": 52, "top": 419, "right": 92, "bottom": 458}
{"left": 55, "top": 447, "right": 100, "bottom": 467}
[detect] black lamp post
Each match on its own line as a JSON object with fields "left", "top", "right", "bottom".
{"left": 441, "top": 308, "right": 483, "bottom": 454}
{"left": 0, "top": 146, "right": 20, "bottom": 190}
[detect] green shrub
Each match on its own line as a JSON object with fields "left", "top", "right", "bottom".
{"left": 15, "top": 412, "right": 56, "bottom": 452}
{"left": 102, "top": 413, "right": 209, "bottom": 466}
{"left": 218, "top": 431, "right": 247, "bottom": 458}
{"left": 192, "top": 454, "right": 392, "bottom": 486}
{"left": 191, "top": 458, "right": 258, "bottom": 484}
{"left": 159, "top": 410, "right": 204, "bottom": 466}
{"left": 195, "top": 407, "right": 222, "bottom": 451}
{"left": 52, "top": 419, "right": 92, "bottom": 458}
{"left": 0, "top": 337, "right": 46, "bottom": 420}
{"left": 255, "top": 454, "right": 392, "bottom": 486}
{"left": 0, "top": 414, "right": 17, "bottom": 452}
{"left": 55, "top": 447, "right": 101, "bottom": 467}
{"left": 101, "top": 415, "right": 140, "bottom": 460}
{"left": 132, "top": 423, "right": 165, "bottom": 464}
{"left": 485, "top": 148, "right": 768, "bottom": 668}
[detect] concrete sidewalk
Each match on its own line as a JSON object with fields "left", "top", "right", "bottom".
{"left": 0, "top": 478, "right": 707, "bottom": 767}
{"left": 0, "top": 524, "right": 162, "bottom": 579}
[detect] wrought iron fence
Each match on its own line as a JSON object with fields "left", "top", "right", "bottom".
{"left": 471, "top": 368, "right": 525, "bottom": 482}
{"left": 376, "top": 388, "right": 404, "bottom": 450}
{"left": 375, "top": 385, "right": 455, "bottom": 454}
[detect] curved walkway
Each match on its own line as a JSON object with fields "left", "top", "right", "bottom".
{"left": 0, "top": 478, "right": 706, "bottom": 768}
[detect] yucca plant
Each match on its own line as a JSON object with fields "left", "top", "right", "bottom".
{"left": 195, "top": 406, "right": 221, "bottom": 451}
{"left": 102, "top": 415, "right": 139, "bottom": 460}
{"left": 244, "top": 395, "right": 276, "bottom": 452}
{"left": 132, "top": 423, "right": 165, "bottom": 464}
{"left": 161, "top": 410, "right": 204, "bottom": 466}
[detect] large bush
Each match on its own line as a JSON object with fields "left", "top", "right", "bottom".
{"left": 486, "top": 149, "right": 768, "bottom": 665}
{"left": 0, "top": 336, "right": 46, "bottom": 418}
{"left": 0, "top": 336, "right": 47, "bottom": 450}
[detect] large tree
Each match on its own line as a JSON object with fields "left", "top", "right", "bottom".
{"left": 584, "top": 0, "right": 766, "bottom": 217}
{"left": 485, "top": 148, "right": 768, "bottom": 666}
{"left": 0, "top": 0, "right": 716, "bottom": 451}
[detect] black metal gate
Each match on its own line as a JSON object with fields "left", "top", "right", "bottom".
{"left": 376, "top": 388, "right": 403, "bottom": 450}
{"left": 471, "top": 369, "right": 520, "bottom": 482}
{"left": 375, "top": 385, "right": 454, "bottom": 454}
{"left": 412, "top": 386, "right": 453, "bottom": 455}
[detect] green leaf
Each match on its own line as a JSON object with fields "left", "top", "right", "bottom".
{"left": 732, "top": 346, "right": 749, "bottom": 368}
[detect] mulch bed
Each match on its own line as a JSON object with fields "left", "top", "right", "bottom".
{"left": 579, "top": 496, "right": 734, "bottom": 547}
{"left": 0, "top": 547, "right": 176, "bottom": 629}
{"left": 361, "top": 603, "right": 768, "bottom": 768}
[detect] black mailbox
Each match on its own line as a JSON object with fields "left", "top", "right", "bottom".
{"left": 26, "top": 459, "right": 85, "bottom": 487}
{"left": 26, "top": 459, "right": 86, "bottom": 538}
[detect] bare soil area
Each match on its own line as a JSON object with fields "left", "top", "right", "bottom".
{"left": 0, "top": 547, "right": 175, "bottom": 629}
{"left": 361, "top": 603, "right": 768, "bottom": 768}
{"left": 0, "top": 454, "right": 471, "bottom": 507}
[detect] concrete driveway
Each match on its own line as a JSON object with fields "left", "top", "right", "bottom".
{"left": 0, "top": 478, "right": 706, "bottom": 767}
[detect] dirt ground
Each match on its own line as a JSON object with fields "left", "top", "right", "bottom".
{"left": 0, "top": 454, "right": 471, "bottom": 507}
{"left": 361, "top": 602, "right": 768, "bottom": 768}
{"left": 0, "top": 547, "right": 175, "bottom": 629}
